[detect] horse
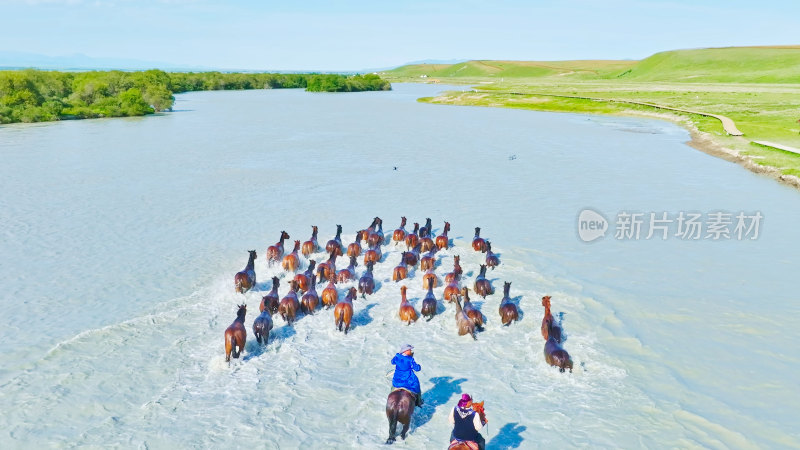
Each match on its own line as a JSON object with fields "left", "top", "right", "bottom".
{"left": 293, "top": 260, "right": 316, "bottom": 293}
{"left": 422, "top": 267, "right": 438, "bottom": 289}
{"left": 420, "top": 245, "right": 438, "bottom": 271}
{"left": 266, "top": 231, "right": 290, "bottom": 266}
{"left": 419, "top": 221, "right": 435, "bottom": 253}
{"left": 435, "top": 221, "right": 451, "bottom": 250}
{"left": 337, "top": 255, "right": 359, "bottom": 283}
{"left": 347, "top": 230, "right": 364, "bottom": 258}
{"left": 385, "top": 388, "right": 416, "bottom": 444}
{"left": 404, "top": 222, "right": 420, "bottom": 250}
{"left": 364, "top": 243, "right": 382, "bottom": 266}
{"left": 398, "top": 285, "right": 418, "bottom": 324}
{"left": 499, "top": 281, "right": 519, "bottom": 326}
{"left": 444, "top": 255, "right": 462, "bottom": 285}
{"left": 544, "top": 337, "right": 573, "bottom": 373}
{"left": 473, "top": 264, "right": 493, "bottom": 298}
{"left": 234, "top": 250, "right": 257, "bottom": 294}
{"left": 281, "top": 240, "right": 301, "bottom": 273}
{"left": 325, "top": 224, "right": 344, "bottom": 255}
{"left": 321, "top": 276, "right": 338, "bottom": 309}
{"left": 453, "top": 294, "right": 477, "bottom": 339}
{"left": 421, "top": 277, "right": 438, "bottom": 321}
{"left": 541, "top": 295, "right": 562, "bottom": 342}
{"left": 224, "top": 304, "right": 247, "bottom": 362}
{"left": 358, "top": 261, "right": 376, "bottom": 298}
{"left": 367, "top": 217, "right": 384, "bottom": 247}
{"left": 461, "top": 287, "right": 484, "bottom": 330}
{"left": 278, "top": 280, "right": 301, "bottom": 325}
{"left": 334, "top": 287, "right": 356, "bottom": 334}
{"left": 260, "top": 276, "right": 280, "bottom": 314}
{"left": 302, "top": 225, "right": 320, "bottom": 257}
{"left": 253, "top": 307, "right": 273, "bottom": 345}
{"left": 485, "top": 241, "right": 500, "bottom": 270}
{"left": 316, "top": 248, "right": 341, "bottom": 282}
{"left": 404, "top": 244, "right": 421, "bottom": 267}
{"left": 392, "top": 216, "right": 407, "bottom": 245}
{"left": 443, "top": 278, "right": 461, "bottom": 305}
{"left": 301, "top": 275, "right": 320, "bottom": 314}
{"left": 471, "top": 227, "right": 487, "bottom": 253}
{"left": 393, "top": 253, "right": 409, "bottom": 282}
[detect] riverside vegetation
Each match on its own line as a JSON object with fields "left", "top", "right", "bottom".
{"left": 0, "top": 70, "right": 390, "bottom": 124}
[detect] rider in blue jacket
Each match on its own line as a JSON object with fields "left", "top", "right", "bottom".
{"left": 391, "top": 344, "right": 423, "bottom": 406}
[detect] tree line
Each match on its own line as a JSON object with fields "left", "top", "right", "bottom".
{"left": 0, "top": 69, "right": 391, "bottom": 124}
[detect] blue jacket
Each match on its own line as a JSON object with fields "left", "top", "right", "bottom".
{"left": 391, "top": 353, "right": 421, "bottom": 393}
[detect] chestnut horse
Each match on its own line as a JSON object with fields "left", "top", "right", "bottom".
{"left": 321, "top": 276, "right": 338, "bottom": 309}
{"left": 253, "top": 307, "right": 273, "bottom": 345}
{"left": 404, "top": 222, "right": 420, "bottom": 250}
{"left": 421, "top": 278, "right": 438, "bottom": 321}
{"left": 398, "top": 285, "right": 418, "bottom": 324}
{"left": 393, "top": 253, "right": 409, "bottom": 282}
{"left": 443, "top": 278, "right": 461, "bottom": 305}
{"left": 281, "top": 240, "right": 301, "bottom": 273}
{"left": 385, "top": 388, "right": 416, "bottom": 444}
{"left": 325, "top": 224, "right": 344, "bottom": 255}
{"left": 334, "top": 287, "right": 356, "bottom": 334}
{"left": 266, "top": 231, "right": 290, "bottom": 266}
{"left": 544, "top": 337, "right": 573, "bottom": 373}
{"left": 420, "top": 246, "right": 438, "bottom": 271}
{"left": 224, "top": 304, "right": 247, "bottom": 362}
{"left": 302, "top": 225, "right": 320, "bottom": 257}
{"left": 473, "top": 264, "right": 493, "bottom": 298}
{"left": 485, "top": 241, "right": 500, "bottom": 270}
{"left": 316, "top": 248, "right": 341, "bottom": 282}
{"left": 234, "top": 250, "right": 257, "bottom": 294}
{"left": 471, "top": 227, "right": 487, "bottom": 253}
{"left": 453, "top": 294, "right": 477, "bottom": 339}
{"left": 364, "top": 243, "right": 382, "bottom": 266}
{"left": 541, "top": 295, "right": 562, "bottom": 343}
{"left": 499, "top": 281, "right": 519, "bottom": 326}
{"left": 278, "top": 280, "right": 301, "bottom": 325}
{"left": 358, "top": 261, "right": 376, "bottom": 298}
{"left": 260, "top": 276, "right": 280, "bottom": 314}
{"left": 435, "top": 221, "right": 451, "bottom": 250}
{"left": 444, "top": 255, "right": 462, "bottom": 285}
{"left": 419, "top": 220, "right": 435, "bottom": 253}
{"left": 293, "top": 260, "right": 316, "bottom": 293}
{"left": 347, "top": 230, "right": 363, "bottom": 258}
{"left": 461, "top": 287, "right": 484, "bottom": 330}
{"left": 367, "top": 217, "right": 384, "bottom": 247}
{"left": 301, "top": 275, "right": 320, "bottom": 314}
{"left": 337, "top": 255, "right": 359, "bottom": 283}
{"left": 392, "top": 216, "right": 407, "bottom": 245}
{"left": 422, "top": 267, "right": 438, "bottom": 289}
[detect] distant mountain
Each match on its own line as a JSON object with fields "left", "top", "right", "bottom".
{"left": 0, "top": 51, "right": 211, "bottom": 71}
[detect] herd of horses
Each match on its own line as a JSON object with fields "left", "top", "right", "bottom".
{"left": 225, "top": 217, "right": 574, "bottom": 444}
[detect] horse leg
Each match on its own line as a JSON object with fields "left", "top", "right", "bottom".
{"left": 400, "top": 420, "right": 410, "bottom": 440}
{"left": 386, "top": 414, "right": 397, "bottom": 444}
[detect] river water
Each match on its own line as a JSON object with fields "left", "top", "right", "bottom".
{"left": 0, "top": 84, "right": 798, "bottom": 448}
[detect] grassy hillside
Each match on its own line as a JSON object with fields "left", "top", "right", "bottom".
{"left": 384, "top": 60, "right": 636, "bottom": 80}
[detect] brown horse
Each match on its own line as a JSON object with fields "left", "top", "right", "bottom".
{"left": 234, "top": 250, "right": 257, "bottom": 294}
{"left": 473, "top": 264, "right": 493, "bottom": 298}
{"left": 293, "top": 260, "right": 316, "bottom": 293}
{"left": 499, "top": 281, "right": 519, "bottom": 326}
{"left": 471, "top": 227, "right": 487, "bottom": 253}
{"left": 301, "top": 275, "right": 320, "bottom": 315}
{"left": 404, "top": 243, "right": 421, "bottom": 267}
{"left": 393, "top": 253, "right": 409, "bottom": 282}
{"left": 541, "top": 295, "right": 562, "bottom": 343}
{"left": 253, "top": 307, "right": 273, "bottom": 345}
{"left": 404, "top": 222, "right": 420, "bottom": 250}
{"left": 325, "top": 224, "right": 344, "bottom": 255}
{"left": 544, "top": 337, "right": 573, "bottom": 373}
{"left": 421, "top": 278, "right": 438, "bottom": 321}
{"left": 453, "top": 294, "right": 477, "bottom": 339}
{"left": 337, "top": 255, "right": 359, "bottom": 283}
{"left": 334, "top": 287, "right": 356, "bottom": 334}
{"left": 444, "top": 255, "right": 462, "bottom": 285}
{"left": 302, "top": 225, "right": 320, "bottom": 257}
{"left": 278, "top": 280, "right": 301, "bottom": 325}
{"left": 420, "top": 245, "right": 438, "bottom": 271}
{"left": 385, "top": 388, "right": 416, "bottom": 444}
{"left": 461, "top": 287, "right": 484, "bottom": 330}
{"left": 316, "top": 248, "right": 341, "bottom": 282}
{"left": 364, "top": 243, "right": 382, "bottom": 266}
{"left": 422, "top": 267, "right": 438, "bottom": 289}
{"left": 367, "top": 217, "right": 384, "bottom": 247}
{"left": 443, "top": 278, "right": 461, "bottom": 305}
{"left": 347, "top": 230, "right": 363, "bottom": 258}
{"left": 260, "top": 276, "right": 280, "bottom": 314}
{"left": 485, "top": 241, "right": 500, "bottom": 270}
{"left": 435, "top": 221, "right": 451, "bottom": 250}
{"left": 419, "top": 230, "right": 435, "bottom": 253}
{"left": 281, "top": 240, "right": 301, "bottom": 273}
{"left": 398, "top": 285, "right": 418, "bottom": 324}
{"left": 358, "top": 261, "right": 376, "bottom": 298}
{"left": 266, "top": 231, "right": 290, "bottom": 266}
{"left": 321, "top": 276, "right": 338, "bottom": 309}
{"left": 224, "top": 304, "right": 247, "bottom": 362}
{"left": 392, "top": 216, "right": 407, "bottom": 245}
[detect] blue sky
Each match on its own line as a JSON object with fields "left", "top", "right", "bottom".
{"left": 2, "top": 0, "right": 799, "bottom": 70}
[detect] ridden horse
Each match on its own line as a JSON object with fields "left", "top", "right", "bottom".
{"left": 260, "top": 276, "right": 280, "bottom": 314}
{"left": 485, "top": 241, "right": 500, "bottom": 270}
{"left": 471, "top": 227, "right": 487, "bottom": 253}
{"left": 367, "top": 217, "right": 384, "bottom": 247}
{"left": 392, "top": 217, "right": 407, "bottom": 245}
{"left": 444, "top": 255, "right": 462, "bottom": 285}
{"left": 404, "top": 222, "right": 420, "bottom": 250}
{"left": 541, "top": 295, "right": 562, "bottom": 343}
{"left": 302, "top": 225, "right": 320, "bottom": 257}
{"left": 278, "top": 280, "right": 301, "bottom": 325}
{"left": 301, "top": 275, "right": 320, "bottom": 314}
{"left": 473, "top": 264, "right": 493, "bottom": 298}
{"left": 544, "top": 337, "right": 573, "bottom": 373}
{"left": 404, "top": 244, "right": 421, "bottom": 267}
{"left": 253, "top": 307, "right": 273, "bottom": 345}
{"left": 364, "top": 243, "right": 382, "bottom": 266}
{"left": 224, "top": 304, "right": 247, "bottom": 362}
{"left": 385, "top": 388, "right": 416, "bottom": 444}
{"left": 422, "top": 267, "right": 438, "bottom": 289}
{"left": 398, "top": 285, "right": 418, "bottom": 324}
{"left": 347, "top": 230, "right": 364, "bottom": 258}
{"left": 453, "top": 294, "right": 477, "bottom": 339}
{"left": 499, "top": 281, "right": 519, "bottom": 326}
{"left": 326, "top": 225, "right": 344, "bottom": 256}
{"left": 293, "top": 260, "right": 316, "bottom": 293}
{"left": 337, "top": 256, "right": 359, "bottom": 283}
{"left": 317, "top": 248, "right": 341, "bottom": 282}
{"left": 421, "top": 277, "right": 438, "bottom": 321}
{"left": 321, "top": 275, "right": 338, "bottom": 309}
{"left": 234, "top": 250, "right": 257, "bottom": 294}
{"left": 461, "top": 287, "right": 484, "bottom": 330}
{"left": 281, "top": 240, "right": 301, "bottom": 273}
{"left": 435, "top": 221, "right": 451, "bottom": 250}
{"left": 358, "top": 261, "right": 376, "bottom": 298}
{"left": 393, "top": 253, "right": 409, "bottom": 282}
{"left": 266, "top": 231, "right": 290, "bottom": 266}
{"left": 420, "top": 245, "right": 438, "bottom": 271}
{"left": 334, "top": 287, "right": 356, "bottom": 334}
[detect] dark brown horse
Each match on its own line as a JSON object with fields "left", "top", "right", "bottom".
{"left": 367, "top": 217, "right": 384, "bottom": 247}
{"left": 316, "top": 248, "right": 341, "bottom": 282}
{"left": 419, "top": 245, "right": 438, "bottom": 271}
{"left": 347, "top": 230, "right": 364, "bottom": 258}
{"left": 302, "top": 225, "right": 320, "bottom": 257}
{"left": 421, "top": 277, "right": 438, "bottom": 321}
{"left": 385, "top": 388, "right": 416, "bottom": 444}
{"left": 358, "top": 261, "right": 376, "bottom": 298}
{"left": 301, "top": 275, "right": 320, "bottom": 314}
{"left": 499, "top": 281, "right": 519, "bottom": 326}
{"left": 485, "top": 241, "right": 500, "bottom": 270}
{"left": 435, "top": 221, "right": 451, "bottom": 250}
{"left": 234, "top": 250, "right": 257, "bottom": 294}
{"left": 293, "top": 260, "right": 316, "bottom": 293}
{"left": 334, "top": 287, "right": 356, "bottom": 333}
{"left": 266, "top": 231, "right": 290, "bottom": 266}
{"left": 253, "top": 307, "right": 273, "bottom": 345}
{"left": 461, "top": 287, "right": 484, "bottom": 330}
{"left": 260, "top": 276, "right": 280, "bottom": 314}
{"left": 471, "top": 227, "right": 487, "bottom": 253}
{"left": 444, "top": 255, "right": 462, "bottom": 285}
{"left": 337, "top": 255, "right": 359, "bottom": 283}
{"left": 224, "top": 304, "right": 247, "bottom": 362}
{"left": 325, "top": 224, "right": 344, "bottom": 255}
{"left": 541, "top": 295, "right": 562, "bottom": 343}
{"left": 392, "top": 216, "right": 407, "bottom": 245}
{"left": 278, "top": 280, "right": 301, "bottom": 325}
{"left": 321, "top": 276, "right": 338, "bottom": 309}
{"left": 404, "top": 222, "right": 420, "bottom": 250}
{"left": 393, "top": 253, "right": 409, "bottom": 282}
{"left": 404, "top": 243, "right": 421, "bottom": 267}
{"left": 398, "top": 285, "right": 418, "bottom": 324}
{"left": 544, "top": 337, "right": 573, "bottom": 373}
{"left": 473, "top": 264, "right": 493, "bottom": 298}
{"left": 281, "top": 240, "right": 301, "bottom": 273}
